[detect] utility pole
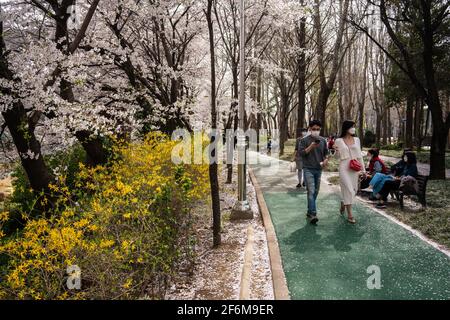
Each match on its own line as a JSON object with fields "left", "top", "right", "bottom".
{"left": 231, "top": 0, "right": 253, "bottom": 220}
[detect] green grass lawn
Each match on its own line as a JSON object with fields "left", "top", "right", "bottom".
{"left": 386, "top": 180, "right": 450, "bottom": 248}
{"left": 279, "top": 139, "right": 297, "bottom": 162}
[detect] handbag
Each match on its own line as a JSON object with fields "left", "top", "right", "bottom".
{"left": 345, "top": 140, "right": 363, "bottom": 172}
{"left": 349, "top": 159, "right": 363, "bottom": 171}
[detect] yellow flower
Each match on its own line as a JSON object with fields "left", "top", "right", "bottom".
{"left": 57, "top": 292, "right": 69, "bottom": 300}
{"left": 99, "top": 239, "right": 115, "bottom": 249}
{"left": 123, "top": 278, "right": 133, "bottom": 289}
{"left": 121, "top": 240, "right": 130, "bottom": 251}
{"left": 0, "top": 211, "right": 8, "bottom": 222}
{"left": 0, "top": 132, "right": 211, "bottom": 299}
{"left": 116, "top": 181, "right": 133, "bottom": 196}
{"left": 88, "top": 224, "right": 99, "bottom": 232}
{"left": 74, "top": 218, "right": 89, "bottom": 229}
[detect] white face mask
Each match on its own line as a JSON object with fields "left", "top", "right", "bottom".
{"left": 349, "top": 128, "right": 356, "bottom": 135}
{"left": 311, "top": 130, "right": 320, "bottom": 137}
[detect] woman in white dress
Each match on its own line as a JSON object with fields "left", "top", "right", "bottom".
{"left": 333, "top": 121, "right": 366, "bottom": 224}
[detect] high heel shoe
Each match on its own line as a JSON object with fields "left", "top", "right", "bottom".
{"left": 347, "top": 217, "right": 357, "bottom": 224}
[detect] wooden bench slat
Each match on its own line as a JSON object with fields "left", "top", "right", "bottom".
{"left": 394, "top": 175, "right": 428, "bottom": 209}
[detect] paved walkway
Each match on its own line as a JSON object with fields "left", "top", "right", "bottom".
{"left": 249, "top": 152, "right": 450, "bottom": 300}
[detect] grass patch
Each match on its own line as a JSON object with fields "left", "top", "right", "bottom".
{"left": 279, "top": 139, "right": 297, "bottom": 162}
{"left": 376, "top": 179, "right": 450, "bottom": 248}
{"left": 328, "top": 175, "right": 340, "bottom": 185}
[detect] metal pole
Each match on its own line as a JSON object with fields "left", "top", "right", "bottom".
{"left": 238, "top": 0, "right": 246, "bottom": 202}
{"left": 231, "top": 0, "right": 252, "bottom": 220}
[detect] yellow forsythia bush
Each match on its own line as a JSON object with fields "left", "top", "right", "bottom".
{"left": 0, "top": 133, "right": 209, "bottom": 299}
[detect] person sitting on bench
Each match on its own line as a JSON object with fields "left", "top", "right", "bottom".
{"left": 390, "top": 148, "right": 413, "bottom": 177}
{"left": 375, "top": 151, "right": 418, "bottom": 209}
{"left": 360, "top": 148, "right": 388, "bottom": 190}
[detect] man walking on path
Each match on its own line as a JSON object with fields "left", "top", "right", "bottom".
{"left": 298, "top": 120, "right": 329, "bottom": 224}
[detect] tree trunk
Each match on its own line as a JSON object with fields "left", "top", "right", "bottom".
{"left": 338, "top": 68, "right": 345, "bottom": 127}
{"left": 421, "top": 3, "right": 448, "bottom": 179}
{"left": 382, "top": 107, "right": 388, "bottom": 145}
{"left": 206, "top": 0, "right": 221, "bottom": 247}
{"left": 279, "top": 95, "right": 289, "bottom": 156}
{"left": 373, "top": 0, "right": 449, "bottom": 179}
{"left": 387, "top": 109, "right": 392, "bottom": 144}
{"left": 313, "top": 0, "right": 349, "bottom": 131}
{"left": 52, "top": 2, "right": 108, "bottom": 167}
{"left": 405, "top": 94, "right": 414, "bottom": 149}
{"left": 375, "top": 111, "right": 382, "bottom": 147}
{"left": 256, "top": 68, "right": 263, "bottom": 151}
{"left": 1, "top": 19, "right": 54, "bottom": 214}
{"left": 224, "top": 66, "right": 239, "bottom": 184}
{"left": 2, "top": 105, "right": 54, "bottom": 213}
{"left": 317, "top": 86, "right": 333, "bottom": 131}
{"left": 296, "top": 4, "right": 306, "bottom": 136}
{"left": 358, "top": 34, "right": 369, "bottom": 137}
{"left": 414, "top": 97, "right": 423, "bottom": 149}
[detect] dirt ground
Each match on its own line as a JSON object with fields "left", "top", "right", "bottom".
{"left": 165, "top": 166, "right": 274, "bottom": 300}
{"left": 0, "top": 176, "right": 13, "bottom": 202}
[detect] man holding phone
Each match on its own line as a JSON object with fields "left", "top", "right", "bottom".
{"left": 298, "top": 120, "right": 329, "bottom": 225}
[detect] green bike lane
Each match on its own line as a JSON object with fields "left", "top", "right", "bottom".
{"left": 249, "top": 152, "right": 450, "bottom": 300}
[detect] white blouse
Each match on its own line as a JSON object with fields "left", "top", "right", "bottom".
{"left": 334, "top": 137, "right": 364, "bottom": 162}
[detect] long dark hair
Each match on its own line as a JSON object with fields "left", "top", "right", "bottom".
{"left": 405, "top": 151, "right": 417, "bottom": 165}
{"left": 368, "top": 148, "right": 380, "bottom": 158}
{"left": 401, "top": 148, "right": 413, "bottom": 162}
{"left": 340, "top": 120, "right": 356, "bottom": 138}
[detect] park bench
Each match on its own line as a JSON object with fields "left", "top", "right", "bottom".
{"left": 390, "top": 175, "right": 429, "bottom": 210}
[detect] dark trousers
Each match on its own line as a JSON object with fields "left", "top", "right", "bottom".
{"left": 360, "top": 177, "right": 371, "bottom": 190}
{"left": 379, "top": 180, "right": 400, "bottom": 201}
